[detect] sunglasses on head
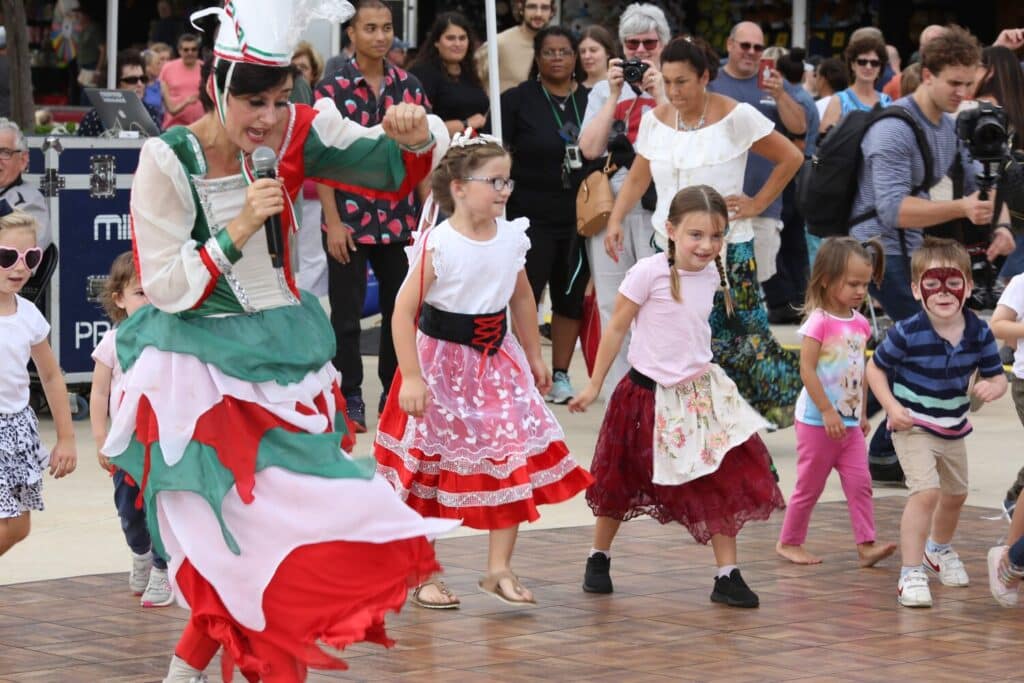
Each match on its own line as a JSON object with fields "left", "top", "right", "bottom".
{"left": 0, "top": 246, "right": 42, "bottom": 271}
{"left": 624, "top": 38, "right": 659, "bottom": 51}
{"left": 735, "top": 41, "right": 765, "bottom": 52}
{"left": 120, "top": 75, "right": 149, "bottom": 85}
{"left": 855, "top": 58, "right": 881, "bottom": 68}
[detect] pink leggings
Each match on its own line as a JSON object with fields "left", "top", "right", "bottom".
{"left": 779, "top": 422, "right": 876, "bottom": 546}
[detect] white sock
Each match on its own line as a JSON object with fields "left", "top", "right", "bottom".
{"left": 589, "top": 548, "right": 610, "bottom": 559}
{"left": 716, "top": 564, "right": 738, "bottom": 578}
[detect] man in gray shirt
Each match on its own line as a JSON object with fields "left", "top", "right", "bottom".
{"left": 850, "top": 25, "right": 1010, "bottom": 320}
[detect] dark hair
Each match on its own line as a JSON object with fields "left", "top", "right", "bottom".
{"left": 803, "top": 237, "right": 884, "bottom": 317}
{"left": 920, "top": 24, "right": 980, "bottom": 76}
{"left": 198, "top": 56, "right": 296, "bottom": 112}
{"left": 659, "top": 36, "right": 719, "bottom": 81}
{"left": 177, "top": 33, "right": 200, "bottom": 49}
{"left": 350, "top": 0, "right": 391, "bottom": 27}
{"left": 116, "top": 49, "right": 144, "bottom": 79}
{"left": 844, "top": 33, "right": 887, "bottom": 81}
{"left": 777, "top": 47, "right": 806, "bottom": 84}
{"left": 580, "top": 24, "right": 619, "bottom": 62}
{"left": 411, "top": 12, "right": 482, "bottom": 90}
{"left": 979, "top": 46, "right": 1024, "bottom": 149}
{"left": 899, "top": 63, "right": 922, "bottom": 97}
{"left": 664, "top": 185, "right": 730, "bottom": 308}
{"left": 817, "top": 57, "right": 848, "bottom": 94}
{"left": 100, "top": 252, "right": 138, "bottom": 324}
{"left": 430, "top": 140, "right": 510, "bottom": 215}
{"left": 528, "top": 25, "right": 586, "bottom": 82}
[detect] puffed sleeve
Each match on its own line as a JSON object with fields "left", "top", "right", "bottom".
{"left": 130, "top": 138, "right": 240, "bottom": 313}
{"left": 507, "top": 217, "right": 531, "bottom": 271}
{"left": 303, "top": 98, "right": 449, "bottom": 200}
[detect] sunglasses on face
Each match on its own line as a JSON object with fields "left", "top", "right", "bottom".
{"left": 0, "top": 246, "right": 42, "bottom": 271}
{"left": 120, "top": 75, "right": 149, "bottom": 85}
{"left": 735, "top": 41, "right": 765, "bottom": 53}
{"left": 624, "top": 38, "right": 659, "bottom": 51}
{"left": 855, "top": 58, "right": 881, "bottom": 68}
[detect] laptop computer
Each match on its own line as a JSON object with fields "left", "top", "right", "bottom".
{"left": 84, "top": 87, "right": 161, "bottom": 137}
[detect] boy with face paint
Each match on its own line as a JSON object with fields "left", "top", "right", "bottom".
{"left": 866, "top": 237, "right": 1007, "bottom": 608}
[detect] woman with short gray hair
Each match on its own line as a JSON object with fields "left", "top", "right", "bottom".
{"left": 577, "top": 2, "right": 670, "bottom": 397}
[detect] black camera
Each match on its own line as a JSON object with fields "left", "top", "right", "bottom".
{"left": 621, "top": 59, "right": 650, "bottom": 85}
{"left": 957, "top": 102, "right": 1011, "bottom": 199}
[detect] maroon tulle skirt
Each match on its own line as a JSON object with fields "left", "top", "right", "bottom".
{"left": 587, "top": 372, "right": 785, "bottom": 544}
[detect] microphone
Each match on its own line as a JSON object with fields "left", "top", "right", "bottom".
{"left": 251, "top": 146, "right": 284, "bottom": 268}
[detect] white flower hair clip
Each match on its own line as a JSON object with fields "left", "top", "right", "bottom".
{"left": 451, "top": 129, "right": 503, "bottom": 148}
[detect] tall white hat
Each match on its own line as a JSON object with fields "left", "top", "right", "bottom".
{"left": 192, "top": 0, "right": 354, "bottom": 67}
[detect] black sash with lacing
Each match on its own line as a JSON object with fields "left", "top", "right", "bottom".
{"left": 418, "top": 302, "right": 507, "bottom": 356}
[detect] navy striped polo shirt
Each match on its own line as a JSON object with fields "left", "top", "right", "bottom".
{"left": 872, "top": 309, "right": 1002, "bottom": 439}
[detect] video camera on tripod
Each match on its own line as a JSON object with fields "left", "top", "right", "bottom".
{"left": 954, "top": 102, "right": 1014, "bottom": 310}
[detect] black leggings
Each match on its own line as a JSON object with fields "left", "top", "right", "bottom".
{"left": 524, "top": 228, "right": 586, "bottom": 320}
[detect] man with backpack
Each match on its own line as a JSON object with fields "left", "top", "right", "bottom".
{"left": 804, "top": 25, "right": 1013, "bottom": 484}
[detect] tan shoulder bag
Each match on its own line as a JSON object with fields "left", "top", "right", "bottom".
{"left": 575, "top": 156, "right": 617, "bottom": 238}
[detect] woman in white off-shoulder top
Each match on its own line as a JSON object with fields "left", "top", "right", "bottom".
{"left": 604, "top": 36, "right": 803, "bottom": 427}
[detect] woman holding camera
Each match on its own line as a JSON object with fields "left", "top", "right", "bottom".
{"left": 604, "top": 36, "right": 803, "bottom": 425}
{"left": 499, "top": 25, "right": 590, "bottom": 404}
{"left": 577, "top": 3, "right": 669, "bottom": 397}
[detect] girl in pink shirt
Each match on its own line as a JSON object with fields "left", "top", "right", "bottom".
{"left": 776, "top": 237, "right": 897, "bottom": 567}
{"left": 570, "top": 185, "right": 784, "bottom": 608}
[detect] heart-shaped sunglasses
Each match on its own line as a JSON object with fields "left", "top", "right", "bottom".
{"left": 0, "top": 246, "right": 43, "bottom": 271}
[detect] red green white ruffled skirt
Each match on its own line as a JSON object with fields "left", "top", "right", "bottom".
{"left": 374, "top": 332, "right": 593, "bottom": 530}
{"left": 104, "top": 294, "right": 458, "bottom": 680}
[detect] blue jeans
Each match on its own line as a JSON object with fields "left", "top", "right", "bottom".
{"left": 113, "top": 468, "right": 167, "bottom": 569}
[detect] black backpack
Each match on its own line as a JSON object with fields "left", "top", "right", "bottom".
{"left": 797, "top": 105, "right": 934, "bottom": 239}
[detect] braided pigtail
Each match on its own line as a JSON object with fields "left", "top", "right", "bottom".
{"left": 715, "top": 253, "right": 734, "bottom": 317}
{"left": 667, "top": 237, "right": 682, "bottom": 302}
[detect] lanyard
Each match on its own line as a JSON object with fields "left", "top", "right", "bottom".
{"left": 540, "top": 83, "right": 581, "bottom": 135}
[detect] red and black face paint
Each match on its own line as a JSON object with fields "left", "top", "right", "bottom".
{"left": 918, "top": 267, "right": 967, "bottom": 307}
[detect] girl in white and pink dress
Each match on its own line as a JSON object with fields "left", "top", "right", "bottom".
{"left": 375, "top": 134, "right": 593, "bottom": 609}
{"left": 571, "top": 185, "right": 784, "bottom": 609}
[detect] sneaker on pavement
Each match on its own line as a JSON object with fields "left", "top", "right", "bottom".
{"left": 163, "top": 655, "right": 207, "bottom": 683}
{"left": 924, "top": 546, "right": 969, "bottom": 586}
{"left": 546, "top": 371, "right": 574, "bottom": 404}
{"left": 130, "top": 550, "right": 152, "bottom": 595}
{"left": 710, "top": 569, "right": 759, "bottom": 608}
{"left": 987, "top": 545, "right": 1021, "bottom": 608}
{"left": 897, "top": 568, "right": 933, "bottom": 607}
{"left": 344, "top": 393, "right": 367, "bottom": 433}
{"left": 582, "top": 552, "right": 613, "bottom": 594}
{"left": 141, "top": 567, "right": 175, "bottom": 608}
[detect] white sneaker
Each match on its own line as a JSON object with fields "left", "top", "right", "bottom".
{"left": 897, "top": 569, "right": 933, "bottom": 607}
{"left": 141, "top": 567, "right": 174, "bottom": 608}
{"left": 129, "top": 550, "right": 152, "bottom": 595}
{"left": 924, "top": 546, "right": 969, "bottom": 586}
{"left": 163, "top": 655, "right": 207, "bottom": 683}
{"left": 988, "top": 545, "right": 1022, "bottom": 608}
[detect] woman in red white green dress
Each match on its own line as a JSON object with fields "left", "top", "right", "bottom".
{"left": 105, "top": 3, "right": 458, "bottom": 681}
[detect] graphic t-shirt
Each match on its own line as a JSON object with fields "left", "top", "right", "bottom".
{"left": 794, "top": 309, "right": 871, "bottom": 426}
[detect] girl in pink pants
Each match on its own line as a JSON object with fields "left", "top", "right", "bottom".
{"left": 776, "top": 238, "right": 896, "bottom": 566}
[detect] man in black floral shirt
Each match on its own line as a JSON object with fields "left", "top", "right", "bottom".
{"left": 314, "top": 0, "right": 431, "bottom": 430}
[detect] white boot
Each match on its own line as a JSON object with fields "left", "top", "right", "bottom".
{"left": 163, "top": 655, "right": 207, "bottom": 683}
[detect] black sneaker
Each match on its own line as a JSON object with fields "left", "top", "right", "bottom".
{"left": 710, "top": 568, "right": 759, "bottom": 608}
{"left": 582, "top": 552, "right": 613, "bottom": 593}
{"left": 344, "top": 393, "right": 367, "bottom": 433}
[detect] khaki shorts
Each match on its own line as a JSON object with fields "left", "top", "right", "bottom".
{"left": 892, "top": 427, "right": 968, "bottom": 496}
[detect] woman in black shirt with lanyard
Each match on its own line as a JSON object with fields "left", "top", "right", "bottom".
{"left": 500, "top": 26, "right": 589, "bottom": 404}
{"left": 409, "top": 12, "right": 490, "bottom": 137}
